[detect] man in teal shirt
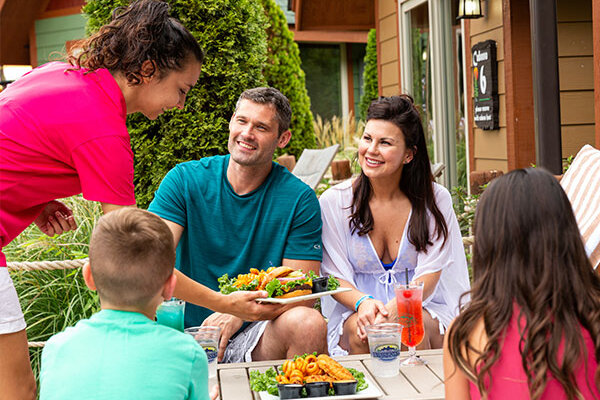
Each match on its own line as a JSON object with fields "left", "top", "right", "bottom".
{"left": 149, "top": 87, "right": 328, "bottom": 362}
{"left": 40, "top": 209, "right": 211, "bottom": 400}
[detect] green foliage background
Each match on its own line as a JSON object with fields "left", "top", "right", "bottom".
{"left": 358, "top": 29, "right": 378, "bottom": 120}
{"left": 6, "top": 196, "right": 102, "bottom": 388}
{"left": 260, "top": 0, "right": 315, "bottom": 157}
{"left": 84, "top": 0, "right": 314, "bottom": 208}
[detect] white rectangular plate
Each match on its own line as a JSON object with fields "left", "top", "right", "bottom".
{"left": 258, "top": 376, "right": 383, "bottom": 400}
{"left": 255, "top": 288, "right": 351, "bottom": 304}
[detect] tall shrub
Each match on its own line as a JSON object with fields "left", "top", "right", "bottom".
{"left": 359, "top": 28, "right": 378, "bottom": 120}
{"left": 260, "top": 0, "right": 316, "bottom": 158}
{"left": 84, "top": 0, "right": 268, "bottom": 208}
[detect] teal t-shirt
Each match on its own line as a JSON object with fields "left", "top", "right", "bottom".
{"left": 148, "top": 155, "right": 322, "bottom": 326}
{"left": 40, "top": 309, "right": 209, "bottom": 400}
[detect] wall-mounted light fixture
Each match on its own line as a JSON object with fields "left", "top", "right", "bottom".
{"left": 457, "top": 0, "right": 483, "bottom": 19}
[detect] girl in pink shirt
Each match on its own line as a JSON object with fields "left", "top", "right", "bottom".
{"left": 443, "top": 168, "right": 600, "bottom": 399}
{"left": 0, "top": 1, "right": 203, "bottom": 398}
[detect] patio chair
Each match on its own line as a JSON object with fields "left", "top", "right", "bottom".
{"left": 292, "top": 144, "right": 339, "bottom": 190}
{"left": 559, "top": 144, "right": 600, "bottom": 270}
{"left": 431, "top": 162, "right": 445, "bottom": 179}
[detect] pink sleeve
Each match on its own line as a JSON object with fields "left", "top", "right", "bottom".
{"left": 71, "top": 135, "right": 136, "bottom": 206}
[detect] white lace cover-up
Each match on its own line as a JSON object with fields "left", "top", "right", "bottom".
{"left": 319, "top": 179, "right": 470, "bottom": 356}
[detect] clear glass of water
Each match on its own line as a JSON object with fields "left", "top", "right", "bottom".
{"left": 365, "top": 323, "right": 402, "bottom": 377}
{"left": 184, "top": 326, "right": 220, "bottom": 379}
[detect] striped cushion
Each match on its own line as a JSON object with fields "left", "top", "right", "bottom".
{"left": 560, "top": 145, "right": 600, "bottom": 270}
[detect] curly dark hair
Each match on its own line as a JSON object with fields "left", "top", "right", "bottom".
{"left": 71, "top": 0, "right": 204, "bottom": 85}
{"left": 349, "top": 95, "right": 447, "bottom": 252}
{"left": 446, "top": 168, "right": 600, "bottom": 399}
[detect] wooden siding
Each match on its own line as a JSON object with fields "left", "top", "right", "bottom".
{"left": 557, "top": 0, "right": 595, "bottom": 158}
{"left": 377, "top": 0, "right": 399, "bottom": 96}
{"left": 503, "top": 0, "right": 535, "bottom": 170}
{"left": 468, "top": 0, "right": 596, "bottom": 173}
{"left": 34, "top": 13, "right": 86, "bottom": 66}
{"left": 294, "top": 0, "right": 374, "bottom": 31}
{"left": 467, "top": 0, "right": 508, "bottom": 172}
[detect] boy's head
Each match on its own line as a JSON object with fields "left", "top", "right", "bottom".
{"left": 87, "top": 208, "right": 175, "bottom": 308}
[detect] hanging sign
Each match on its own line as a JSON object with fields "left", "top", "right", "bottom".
{"left": 472, "top": 40, "right": 499, "bottom": 130}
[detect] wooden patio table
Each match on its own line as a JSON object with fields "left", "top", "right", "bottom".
{"left": 211, "top": 348, "right": 444, "bottom": 400}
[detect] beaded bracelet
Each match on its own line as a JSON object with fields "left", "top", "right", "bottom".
{"left": 354, "top": 295, "right": 374, "bottom": 312}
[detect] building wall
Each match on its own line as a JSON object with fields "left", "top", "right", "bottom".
{"left": 35, "top": 13, "right": 86, "bottom": 66}
{"left": 377, "top": 0, "right": 400, "bottom": 96}
{"left": 467, "top": 0, "right": 507, "bottom": 172}
{"left": 557, "top": 0, "right": 595, "bottom": 158}
{"left": 467, "top": 0, "right": 595, "bottom": 172}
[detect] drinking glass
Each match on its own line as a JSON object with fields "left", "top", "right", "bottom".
{"left": 185, "top": 326, "right": 220, "bottom": 379}
{"left": 156, "top": 297, "right": 185, "bottom": 332}
{"left": 365, "top": 323, "right": 402, "bottom": 377}
{"left": 394, "top": 281, "right": 426, "bottom": 366}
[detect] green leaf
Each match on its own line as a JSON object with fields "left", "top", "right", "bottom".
{"left": 327, "top": 275, "right": 340, "bottom": 291}
{"left": 249, "top": 367, "right": 278, "bottom": 395}
{"left": 265, "top": 279, "right": 282, "bottom": 297}
{"left": 217, "top": 274, "right": 238, "bottom": 295}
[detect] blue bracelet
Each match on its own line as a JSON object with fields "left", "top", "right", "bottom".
{"left": 355, "top": 295, "right": 374, "bottom": 312}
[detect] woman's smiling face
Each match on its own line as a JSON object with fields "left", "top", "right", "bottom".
{"left": 358, "top": 119, "right": 414, "bottom": 180}
{"left": 132, "top": 59, "right": 202, "bottom": 120}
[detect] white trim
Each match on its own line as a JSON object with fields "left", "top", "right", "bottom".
{"left": 398, "top": 0, "right": 458, "bottom": 189}
{"left": 461, "top": 19, "right": 471, "bottom": 194}
{"left": 340, "top": 43, "right": 350, "bottom": 123}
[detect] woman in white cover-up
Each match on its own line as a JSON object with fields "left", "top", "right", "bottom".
{"left": 319, "top": 95, "right": 470, "bottom": 356}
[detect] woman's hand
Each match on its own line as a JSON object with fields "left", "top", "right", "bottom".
{"left": 34, "top": 200, "right": 77, "bottom": 236}
{"left": 355, "top": 298, "right": 389, "bottom": 341}
{"left": 224, "top": 291, "right": 285, "bottom": 321}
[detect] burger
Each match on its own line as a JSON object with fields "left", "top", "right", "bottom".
{"left": 263, "top": 266, "right": 313, "bottom": 298}
{"left": 217, "top": 266, "right": 313, "bottom": 298}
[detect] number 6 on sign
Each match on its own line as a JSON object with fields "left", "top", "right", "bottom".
{"left": 480, "top": 64, "right": 487, "bottom": 94}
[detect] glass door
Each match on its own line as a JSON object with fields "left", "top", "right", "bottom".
{"left": 399, "top": 0, "right": 459, "bottom": 188}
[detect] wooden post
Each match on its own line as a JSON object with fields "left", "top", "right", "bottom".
{"left": 331, "top": 159, "right": 352, "bottom": 181}
{"left": 469, "top": 170, "right": 504, "bottom": 195}
{"left": 276, "top": 154, "right": 296, "bottom": 172}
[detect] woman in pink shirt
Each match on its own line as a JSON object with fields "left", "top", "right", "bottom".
{"left": 0, "top": 1, "right": 203, "bottom": 398}
{"left": 443, "top": 168, "right": 600, "bottom": 399}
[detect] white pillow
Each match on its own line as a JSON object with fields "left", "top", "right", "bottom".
{"left": 560, "top": 144, "right": 600, "bottom": 270}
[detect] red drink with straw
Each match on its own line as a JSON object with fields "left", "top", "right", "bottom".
{"left": 395, "top": 280, "right": 427, "bottom": 366}
{"left": 396, "top": 285, "right": 424, "bottom": 347}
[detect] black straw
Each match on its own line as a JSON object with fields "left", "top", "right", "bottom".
{"left": 405, "top": 268, "right": 409, "bottom": 285}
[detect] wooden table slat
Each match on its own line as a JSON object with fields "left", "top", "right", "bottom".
{"left": 421, "top": 354, "right": 444, "bottom": 382}
{"left": 397, "top": 365, "right": 444, "bottom": 398}
{"left": 336, "top": 360, "right": 388, "bottom": 397}
{"left": 218, "top": 368, "right": 253, "bottom": 400}
{"left": 361, "top": 358, "right": 419, "bottom": 397}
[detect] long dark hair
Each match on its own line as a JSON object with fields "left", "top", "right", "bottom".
{"left": 349, "top": 95, "right": 447, "bottom": 252}
{"left": 447, "top": 168, "right": 600, "bottom": 399}
{"left": 71, "top": 0, "right": 204, "bottom": 84}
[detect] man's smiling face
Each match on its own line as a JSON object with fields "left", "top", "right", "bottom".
{"left": 227, "top": 99, "right": 287, "bottom": 167}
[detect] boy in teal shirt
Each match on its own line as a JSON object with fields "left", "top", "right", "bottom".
{"left": 39, "top": 208, "right": 211, "bottom": 400}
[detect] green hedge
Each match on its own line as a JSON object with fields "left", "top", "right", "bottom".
{"left": 260, "top": 0, "right": 315, "bottom": 158}
{"left": 359, "top": 28, "right": 378, "bottom": 120}
{"left": 84, "top": 0, "right": 315, "bottom": 208}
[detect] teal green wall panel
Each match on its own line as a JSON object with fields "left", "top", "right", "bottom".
{"left": 35, "top": 14, "right": 87, "bottom": 66}
{"left": 275, "top": 0, "right": 295, "bottom": 25}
